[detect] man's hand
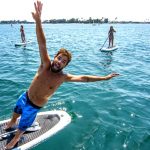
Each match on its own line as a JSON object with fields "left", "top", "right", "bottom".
{"left": 32, "top": 1, "right": 43, "bottom": 22}
{"left": 105, "top": 73, "right": 119, "bottom": 80}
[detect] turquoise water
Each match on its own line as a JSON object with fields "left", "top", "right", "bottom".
{"left": 0, "top": 23, "right": 150, "bottom": 150}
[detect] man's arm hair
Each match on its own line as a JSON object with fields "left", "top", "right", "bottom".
{"left": 36, "top": 21, "right": 50, "bottom": 67}
{"left": 32, "top": 1, "right": 50, "bottom": 68}
{"left": 64, "top": 73, "right": 119, "bottom": 82}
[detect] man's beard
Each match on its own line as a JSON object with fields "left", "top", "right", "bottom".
{"left": 51, "top": 62, "right": 63, "bottom": 73}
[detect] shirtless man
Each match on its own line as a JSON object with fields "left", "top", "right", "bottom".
{"left": 20, "top": 25, "right": 26, "bottom": 43}
{"left": 108, "top": 26, "right": 116, "bottom": 48}
{"left": 5, "top": 1, "right": 119, "bottom": 149}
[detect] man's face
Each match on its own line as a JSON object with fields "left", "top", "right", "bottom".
{"left": 51, "top": 54, "right": 68, "bottom": 73}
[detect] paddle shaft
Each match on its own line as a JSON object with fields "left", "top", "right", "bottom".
{"left": 99, "top": 36, "right": 109, "bottom": 50}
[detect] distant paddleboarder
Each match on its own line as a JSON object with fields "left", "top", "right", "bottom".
{"left": 20, "top": 25, "right": 26, "bottom": 43}
{"left": 108, "top": 26, "right": 116, "bottom": 48}
{"left": 5, "top": 1, "right": 119, "bottom": 149}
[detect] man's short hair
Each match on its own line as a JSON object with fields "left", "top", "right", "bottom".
{"left": 55, "top": 48, "right": 72, "bottom": 65}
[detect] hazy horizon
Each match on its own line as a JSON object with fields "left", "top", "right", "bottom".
{"left": 0, "top": 0, "right": 149, "bottom": 22}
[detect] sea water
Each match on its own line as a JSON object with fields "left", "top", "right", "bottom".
{"left": 0, "top": 23, "right": 150, "bottom": 150}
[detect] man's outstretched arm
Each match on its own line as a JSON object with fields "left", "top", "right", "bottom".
{"left": 32, "top": 1, "right": 50, "bottom": 68}
{"left": 65, "top": 73, "right": 119, "bottom": 82}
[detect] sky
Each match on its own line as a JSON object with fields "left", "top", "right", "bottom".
{"left": 0, "top": 0, "right": 149, "bottom": 22}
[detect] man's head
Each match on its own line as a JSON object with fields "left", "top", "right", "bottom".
{"left": 51, "top": 48, "right": 72, "bottom": 73}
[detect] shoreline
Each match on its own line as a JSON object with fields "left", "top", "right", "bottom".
{"left": 0, "top": 20, "right": 150, "bottom": 24}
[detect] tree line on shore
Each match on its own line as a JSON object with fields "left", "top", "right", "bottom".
{"left": 0, "top": 17, "right": 149, "bottom": 24}
{"left": 0, "top": 18, "right": 108, "bottom": 24}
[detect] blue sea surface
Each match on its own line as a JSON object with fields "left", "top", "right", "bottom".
{"left": 0, "top": 23, "right": 150, "bottom": 150}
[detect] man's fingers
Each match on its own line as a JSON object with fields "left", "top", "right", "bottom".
{"left": 37, "top": 1, "right": 40, "bottom": 12}
{"left": 37, "top": 1, "right": 42, "bottom": 10}
{"left": 37, "top": 1, "right": 43, "bottom": 15}
{"left": 40, "top": 3, "right": 43, "bottom": 12}
{"left": 114, "top": 73, "right": 119, "bottom": 75}
{"left": 34, "top": 2, "right": 38, "bottom": 13}
{"left": 37, "top": 0, "right": 40, "bottom": 6}
{"left": 112, "top": 73, "right": 119, "bottom": 76}
{"left": 31, "top": 12, "right": 35, "bottom": 18}
{"left": 34, "top": 1, "right": 43, "bottom": 16}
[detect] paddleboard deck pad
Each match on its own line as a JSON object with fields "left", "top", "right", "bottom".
{"left": 0, "top": 110, "right": 71, "bottom": 150}
{"left": 101, "top": 46, "right": 118, "bottom": 52}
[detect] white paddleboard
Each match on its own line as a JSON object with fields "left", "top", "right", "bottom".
{"left": 101, "top": 46, "right": 118, "bottom": 52}
{"left": 15, "top": 41, "right": 32, "bottom": 47}
{"left": 0, "top": 110, "right": 71, "bottom": 150}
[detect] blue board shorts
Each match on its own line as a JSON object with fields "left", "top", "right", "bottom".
{"left": 14, "top": 91, "right": 41, "bottom": 131}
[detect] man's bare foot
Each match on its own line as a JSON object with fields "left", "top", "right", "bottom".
{"left": 4, "top": 121, "right": 16, "bottom": 131}
{"left": 5, "top": 136, "right": 19, "bottom": 149}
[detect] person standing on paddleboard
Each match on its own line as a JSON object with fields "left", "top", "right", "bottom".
{"left": 5, "top": 1, "right": 119, "bottom": 149}
{"left": 20, "top": 25, "right": 26, "bottom": 43}
{"left": 108, "top": 26, "right": 116, "bottom": 48}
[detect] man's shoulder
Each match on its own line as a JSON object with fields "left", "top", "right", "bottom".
{"left": 60, "top": 71, "right": 68, "bottom": 77}
{"left": 61, "top": 72, "right": 72, "bottom": 80}
{"left": 62, "top": 72, "right": 72, "bottom": 76}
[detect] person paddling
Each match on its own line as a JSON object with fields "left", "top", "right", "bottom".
{"left": 20, "top": 25, "right": 26, "bottom": 43}
{"left": 108, "top": 26, "right": 116, "bottom": 48}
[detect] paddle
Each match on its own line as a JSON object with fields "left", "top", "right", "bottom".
{"left": 99, "top": 36, "right": 109, "bottom": 51}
